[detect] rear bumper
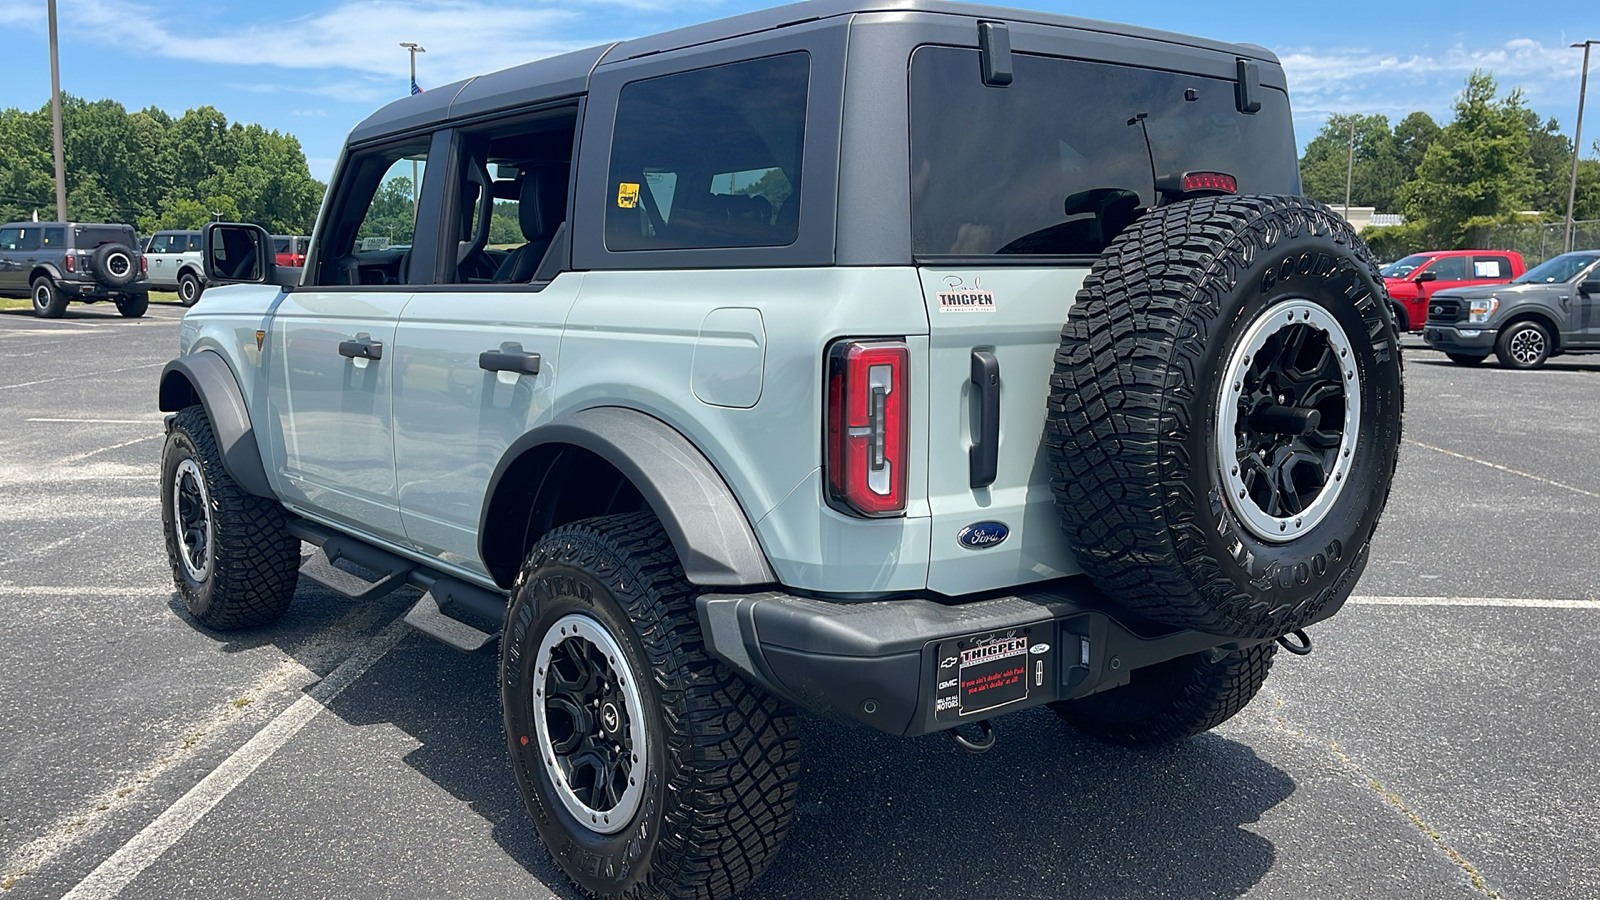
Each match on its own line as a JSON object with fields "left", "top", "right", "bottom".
{"left": 1423, "top": 324, "right": 1496, "bottom": 353}
{"left": 60, "top": 276, "right": 150, "bottom": 299}
{"left": 697, "top": 578, "right": 1301, "bottom": 737}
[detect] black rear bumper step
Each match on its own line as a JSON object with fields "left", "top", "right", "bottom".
{"left": 697, "top": 579, "right": 1279, "bottom": 738}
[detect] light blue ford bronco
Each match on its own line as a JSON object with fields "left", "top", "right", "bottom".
{"left": 157, "top": 2, "right": 1403, "bottom": 896}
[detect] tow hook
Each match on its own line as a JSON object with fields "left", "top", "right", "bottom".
{"left": 946, "top": 719, "right": 996, "bottom": 754}
{"left": 1276, "top": 629, "right": 1313, "bottom": 656}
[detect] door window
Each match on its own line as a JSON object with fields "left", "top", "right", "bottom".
{"left": 312, "top": 139, "right": 429, "bottom": 286}
{"left": 148, "top": 234, "right": 172, "bottom": 254}
{"left": 1473, "top": 256, "right": 1511, "bottom": 279}
{"left": 6, "top": 228, "right": 41, "bottom": 252}
{"left": 605, "top": 52, "right": 809, "bottom": 251}
{"left": 1426, "top": 256, "right": 1468, "bottom": 281}
{"left": 0, "top": 228, "right": 18, "bottom": 251}
{"left": 442, "top": 112, "right": 577, "bottom": 284}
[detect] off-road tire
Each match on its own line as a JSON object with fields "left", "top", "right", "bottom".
{"left": 160, "top": 406, "right": 300, "bottom": 629}
{"left": 1446, "top": 353, "right": 1487, "bottom": 366}
{"left": 179, "top": 272, "right": 203, "bottom": 307}
{"left": 1047, "top": 195, "right": 1403, "bottom": 639}
{"left": 116, "top": 292, "right": 148, "bottom": 318}
{"left": 1495, "top": 320, "right": 1550, "bottom": 369}
{"left": 91, "top": 242, "right": 138, "bottom": 288}
{"left": 502, "top": 512, "right": 800, "bottom": 900}
{"left": 31, "top": 276, "right": 67, "bottom": 318}
{"left": 1050, "top": 643, "right": 1277, "bottom": 746}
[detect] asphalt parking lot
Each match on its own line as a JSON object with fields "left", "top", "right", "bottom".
{"left": 2, "top": 303, "right": 1597, "bottom": 900}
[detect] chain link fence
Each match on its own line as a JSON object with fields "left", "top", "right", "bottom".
{"left": 1478, "top": 220, "right": 1600, "bottom": 266}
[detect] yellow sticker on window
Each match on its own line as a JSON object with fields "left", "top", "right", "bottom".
{"left": 617, "top": 182, "right": 640, "bottom": 209}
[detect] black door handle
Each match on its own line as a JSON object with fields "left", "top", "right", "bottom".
{"left": 338, "top": 336, "right": 383, "bottom": 360}
{"left": 970, "top": 349, "right": 999, "bottom": 489}
{"left": 479, "top": 342, "right": 540, "bottom": 375}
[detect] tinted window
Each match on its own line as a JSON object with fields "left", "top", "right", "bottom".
{"left": 1513, "top": 253, "right": 1600, "bottom": 284}
{"left": 186, "top": 234, "right": 203, "bottom": 252}
{"left": 1427, "top": 256, "right": 1467, "bottom": 281}
{"left": 606, "top": 53, "right": 808, "bottom": 251}
{"left": 0, "top": 228, "right": 19, "bottom": 250}
{"left": 1473, "top": 255, "right": 1511, "bottom": 279}
{"left": 273, "top": 236, "right": 291, "bottom": 253}
{"left": 148, "top": 234, "right": 170, "bottom": 253}
{"left": 910, "top": 48, "right": 1299, "bottom": 258}
{"left": 76, "top": 226, "right": 132, "bottom": 247}
{"left": 43, "top": 227, "right": 64, "bottom": 248}
{"left": 11, "top": 227, "right": 40, "bottom": 252}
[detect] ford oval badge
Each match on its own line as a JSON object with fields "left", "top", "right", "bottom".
{"left": 957, "top": 521, "right": 1009, "bottom": 550}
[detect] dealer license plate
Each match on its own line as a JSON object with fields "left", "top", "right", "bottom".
{"left": 933, "top": 630, "right": 1051, "bottom": 722}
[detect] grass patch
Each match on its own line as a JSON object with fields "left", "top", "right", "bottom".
{"left": 0, "top": 290, "right": 181, "bottom": 313}
{"left": 0, "top": 298, "right": 30, "bottom": 310}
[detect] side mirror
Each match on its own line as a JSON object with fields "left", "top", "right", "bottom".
{"left": 1581, "top": 279, "right": 1600, "bottom": 297}
{"left": 1414, "top": 271, "right": 1438, "bottom": 283}
{"left": 203, "top": 223, "right": 297, "bottom": 288}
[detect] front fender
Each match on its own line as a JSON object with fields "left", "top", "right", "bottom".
{"left": 158, "top": 350, "right": 274, "bottom": 498}
{"left": 482, "top": 407, "right": 775, "bottom": 587}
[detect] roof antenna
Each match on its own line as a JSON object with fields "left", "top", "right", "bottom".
{"left": 1127, "top": 113, "right": 1159, "bottom": 202}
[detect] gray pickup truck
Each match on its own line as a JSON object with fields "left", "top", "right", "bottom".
{"left": 156, "top": 3, "right": 1403, "bottom": 897}
{"left": 1425, "top": 250, "right": 1600, "bottom": 368}
{"left": 0, "top": 221, "right": 149, "bottom": 317}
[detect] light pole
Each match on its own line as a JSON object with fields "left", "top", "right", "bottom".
{"left": 400, "top": 42, "right": 425, "bottom": 214}
{"left": 47, "top": 0, "right": 67, "bottom": 221}
{"left": 1343, "top": 117, "right": 1356, "bottom": 220}
{"left": 1566, "top": 40, "right": 1596, "bottom": 255}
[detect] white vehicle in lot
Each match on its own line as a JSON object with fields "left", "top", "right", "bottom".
{"left": 143, "top": 230, "right": 207, "bottom": 306}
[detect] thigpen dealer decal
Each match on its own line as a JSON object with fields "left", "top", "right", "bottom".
{"left": 937, "top": 275, "right": 996, "bottom": 312}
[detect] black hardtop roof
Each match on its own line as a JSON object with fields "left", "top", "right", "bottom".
{"left": 348, "top": 0, "right": 1280, "bottom": 145}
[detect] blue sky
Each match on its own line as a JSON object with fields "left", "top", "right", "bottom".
{"left": 0, "top": 0, "right": 1595, "bottom": 183}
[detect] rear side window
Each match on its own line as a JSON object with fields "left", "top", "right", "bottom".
{"left": 186, "top": 234, "right": 203, "bottom": 252}
{"left": 909, "top": 48, "right": 1298, "bottom": 260}
{"left": 43, "top": 227, "right": 64, "bottom": 247}
{"left": 606, "top": 52, "right": 809, "bottom": 251}
{"left": 1473, "top": 255, "right": 1511, "bottom": 278}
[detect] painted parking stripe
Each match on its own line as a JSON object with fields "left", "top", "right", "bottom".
{"left": 0, "top": 361, "right": 165, "bottom": 391}
{"left": 59, "top": 619, "right": 411, "bottom": 900}
{"left": 1404, "top": 438, "right": 1599, "bottom": 499}
{"left": 27, "top": 418, "right": 166, "bottom": 424}
{"left": 1351, "top": 595, "right": 1600, "bottom": 609}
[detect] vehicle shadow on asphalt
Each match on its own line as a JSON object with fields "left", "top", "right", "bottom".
{"left": 1407, "top": 356, "right": 1600, "bottom": 373}
{"left": 296, "top": 632, "right": 1291, "bottom": 899}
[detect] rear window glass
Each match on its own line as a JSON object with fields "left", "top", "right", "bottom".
{"left": 273, "top": 236, "right": 291, "bottom": 253}
{"left": 75, "top": 226, "right": 133, "bottom": 247}
{"left": 1474, "top": 256, "right": 1510, "bottom": 278}
{"left": 606, "top": 52, "right": 809, "bottom": 251}
{"left": 909, "top": 48, "right": 1299, "bottom": 259}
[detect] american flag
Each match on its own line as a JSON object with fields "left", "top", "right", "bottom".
{"left": 411, "top": 78, "right": 423, "bottom": 95}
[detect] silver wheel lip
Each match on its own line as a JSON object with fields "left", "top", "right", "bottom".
{"left": 105, "top": 252, "right": 131, "bottom": 277}
{"left": 172, "top": 457, "right": 214, "bottom": 583}
{"left": 33, "top": 283, "right": 50, "bottom": 308}
{"left": 532, "top": 612, "right": 648, "bottom": 836}
{"left": 180, "top": 276, "right": 197, "bottom": 301}
{"left": 1216, "top": 299, "right": 1362, "bottom": 543}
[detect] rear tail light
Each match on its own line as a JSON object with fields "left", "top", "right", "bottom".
{"left": 139, "top": 256, "right": 148, "bottom": 273}
{"left": 1180, "top": 171, "right": 1237, "bottom": 193}
{"left": 64, "top": 254, "right": 75, "bottom": 273}
{"left": 825, "top": 339, "right": 909, "bottom": 517}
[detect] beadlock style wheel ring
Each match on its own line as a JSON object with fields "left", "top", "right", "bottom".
{"left": 1216, "top": 300, "right": 1362, "bottom": 543}
{"left": 172, "top": 457, "right": 214, "bottom": 583}
{"left": 532, "top": 613, "right": 648, "bottom": 835}
{"left": 180, "top": 277, "right": 197, "bottom": 302}
{"left": 106, "top": 252, "right": 131, "bottom": 277}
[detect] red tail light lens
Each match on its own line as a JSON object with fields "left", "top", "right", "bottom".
{"left": 825, "top": 339, "right": 909, "bottom": 517}
{"left": 1181, "top": 171, "right": 1237, "bottom": 194}
{"left": 139, "top": 256, "right": 148, "bottom": 273}
{"left": 64, "top": 254, "right": 75, "bottom": 273}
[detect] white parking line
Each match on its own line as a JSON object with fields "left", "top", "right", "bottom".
{"left": 1350, "top": 595, "right": 1600, "bottom": 609}
{"left": 27, "top": 418, "right": 166, "bottom": 425}
{"left": 54, "top": 434, "right": 162, "bottom": 465}
{"left": 0, "top": 361, "right": 165, "bottom": 391}
{"left": 59, "top": 618, "right": 411, "bottom": 900}
{"left": 1405, "top": 438, "right": 1599, "bottom": 499}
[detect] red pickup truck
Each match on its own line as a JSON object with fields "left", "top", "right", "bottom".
{"left": 1380, "top": 249, "right": 1524, "bottom": 332}
{"left": 272, "top": 234, "right": 311, "bottom": 268}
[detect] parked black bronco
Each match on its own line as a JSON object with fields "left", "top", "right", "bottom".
{"left": 0, "top": 221, "right": 149, "bottom": 318}
{"left": 1424, "top": 250, "right": 1600, "bottom": 368}
{"left": 158, "top": 2, "right": 1403, "bottom": 897}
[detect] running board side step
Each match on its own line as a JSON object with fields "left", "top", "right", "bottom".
{"left": 403, "top": 575, "right": 506, "bottom": 653}
{"left": 286, "top": 519, "right": 507, "bottom": 654}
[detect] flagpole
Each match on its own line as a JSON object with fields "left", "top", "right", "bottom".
{"left": 400, "top": 42, "right": 426, "bottom": 217}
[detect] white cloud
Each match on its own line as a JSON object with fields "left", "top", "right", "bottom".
{"left": 59, "top": 0, "right": 617, "bottom": 86}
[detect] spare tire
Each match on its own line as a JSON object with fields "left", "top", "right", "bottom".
{"left": 92, "top": 242, "right": 138, "bottom": 288}
{"left": 1047, "top": 195, "right": 1402, "bottom": 639}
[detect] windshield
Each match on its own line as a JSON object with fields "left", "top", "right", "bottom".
{"left": 1380, "top": 255, "right": 1431, "bottom": 277}
{"left": 1512, "top": 253, "right": 1599, "bottom": 284}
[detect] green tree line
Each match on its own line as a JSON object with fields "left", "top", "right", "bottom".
{"left": 1299, "top": 72, "right": 1600, "bottom": 258}
{"left": 0, "top": 95, "right": 323, "bottom": 234}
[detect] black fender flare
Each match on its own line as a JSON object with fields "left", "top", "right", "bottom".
{"left": 158, "top": 350, "right": 275, "bottom": 498}
{"left": 481, "top": 407, "right": 775, "bottom": 587}
{"left": 28, "top": 263, "right": 64, "bottom": 285}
